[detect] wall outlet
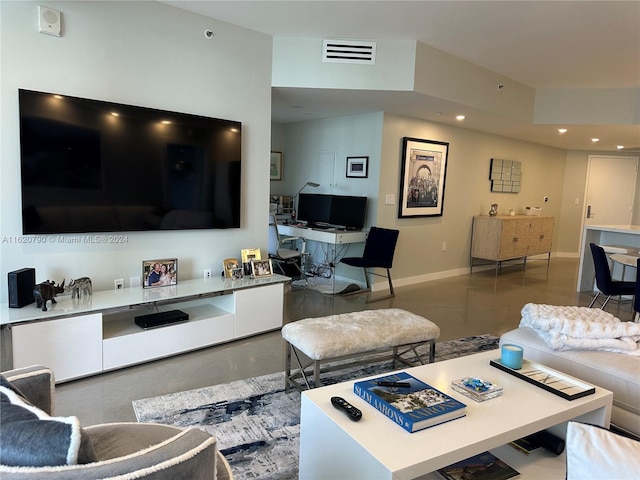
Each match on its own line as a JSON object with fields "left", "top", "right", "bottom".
{"left": 204, "top": 268, "right": 212, "bottom": 280}
{"left": 543, "top": 196, "right": 549, "bottom": 203}
{"left": 114, "top": 278, "right": 124, "bottom": 290}
{"left": 129, "top": 276, "right": 141, "bottom": 288}
{"left": 442, "top": 241, "right": 447, "bottom": 251}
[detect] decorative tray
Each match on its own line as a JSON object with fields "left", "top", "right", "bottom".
{"left": 490, "top": 358, "right": 596, "bottom": 400}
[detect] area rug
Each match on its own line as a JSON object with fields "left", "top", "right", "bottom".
{"left": 132, "top": 334, "right": 499, "bottom": 480}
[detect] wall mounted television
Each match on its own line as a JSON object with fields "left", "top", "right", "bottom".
{"left": 18, "top": 89, "right": 242, "bottom": 234}
{"left": 297, "top": 193, "right": 367, "bottom": 230}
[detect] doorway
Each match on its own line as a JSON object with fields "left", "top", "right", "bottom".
{"left": 583, "top": 155, "right": 638, "bottom": 227}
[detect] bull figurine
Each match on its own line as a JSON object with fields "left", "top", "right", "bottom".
{"left": 67, "top": 277, "right": 92, "bottom": 300}
{"left": 33, "top": 279, "right": 65, "bottom": 312}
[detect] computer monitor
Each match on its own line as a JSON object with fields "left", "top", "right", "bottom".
{"left": 297, "top": 193, "right": 332, "bottom": 225}
{"left": 330, "top": 195, "right": 367, "bottom": 230}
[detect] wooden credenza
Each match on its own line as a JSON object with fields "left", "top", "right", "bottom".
{"left": 470, "top": 215, "right": 554, "bottom": 273}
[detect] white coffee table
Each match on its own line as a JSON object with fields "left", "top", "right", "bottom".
{"left": 299, "top": 350, "right": 613, "bottom": 480}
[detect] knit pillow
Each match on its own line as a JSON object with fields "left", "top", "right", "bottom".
{"left": 0, "top": 375, "right": 96, "bottom": 467}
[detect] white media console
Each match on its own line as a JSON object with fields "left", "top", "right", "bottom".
{"left": 0, "top": 275, "right": 288, "bottom": 382}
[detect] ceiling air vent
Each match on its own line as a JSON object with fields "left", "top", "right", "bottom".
{"left": 322, "top": 39, "right": 376, "bottom": 64}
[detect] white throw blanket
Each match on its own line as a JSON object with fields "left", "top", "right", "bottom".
{"left": 519, "top": 303, "right": 640, "bottom": 356}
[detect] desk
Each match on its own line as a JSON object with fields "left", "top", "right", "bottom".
{"left": 277, "top": 225, "right": 367, "bottom": 283}
{"left": 277, "top": 224, "right": 367, "bottom": 245}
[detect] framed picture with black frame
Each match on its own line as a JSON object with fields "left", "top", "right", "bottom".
{"left": 398, "top": 137, "right": 449, "bottom": 218}
{"left": 346, "top": 156, "right": 369, "bottom": 178}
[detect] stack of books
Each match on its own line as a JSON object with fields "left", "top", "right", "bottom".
{"left": 451, "top": 376, "right": 503, "bottom": 402}
{"left": 352, "top": 372, "right": 466, "bottom": 433}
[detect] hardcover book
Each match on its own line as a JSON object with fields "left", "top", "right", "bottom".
{"left": 437, "top": 451, "right": 520, "bottom": 480}
{"left": 352, "top": 372, "right": 466, "bottom": 433}
{"left": 451, "top": 376, "right": 503, "bottom": 402}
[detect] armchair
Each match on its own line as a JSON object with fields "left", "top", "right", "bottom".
{"left": 1, "top": 365, "right": 232, "bottom": 479}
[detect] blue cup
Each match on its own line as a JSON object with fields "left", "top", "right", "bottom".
{"left": 501, "top": 344, "right": 523, "bottom": 369}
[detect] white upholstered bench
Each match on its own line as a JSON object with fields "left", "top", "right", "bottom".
{"left": 281, "top": 308, "right": 440, "bottom": 391}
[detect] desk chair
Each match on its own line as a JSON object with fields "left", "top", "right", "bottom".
{"left": 268, "top": 215, "right": 307, "bottom": 285}
{"left": 340, "top": 226, "right": 399, "bottom": 303}
{"left": 589, "top": 243, "right": 635, "bottom": 309}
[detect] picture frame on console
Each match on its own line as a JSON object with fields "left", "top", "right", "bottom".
{"left": 398, "top": 137, "right": 449, "bottom": 218}
{"left": 251, "top": 259, "right": 273, "bottom": 278}
{"left": 346, "top": 156, "right": 369, "bottom": 178}
{"left": 143, "top": 259, "right": 178, "bottom": 288}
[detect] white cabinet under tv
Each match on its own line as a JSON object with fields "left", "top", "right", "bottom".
{"left": 1, "top": 276, "right": 287, "bottom": 382}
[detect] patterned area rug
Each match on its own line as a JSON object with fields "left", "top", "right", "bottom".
{"left": 133, "top": 334, "right": 499, "bottom": 480}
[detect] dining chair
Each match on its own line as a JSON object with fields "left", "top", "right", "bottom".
{"left": 588, "top": 243, "right": 635, "bottom": 309}
{"left": 340, "top": 226, "right": 400, "bottom": 303}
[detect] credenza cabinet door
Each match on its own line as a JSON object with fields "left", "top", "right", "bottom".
{"left": 12, "top": 314, "right": 102, "bottom": 382}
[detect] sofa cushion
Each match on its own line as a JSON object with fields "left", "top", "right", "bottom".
{"left": 0, "top": 375, "right": 96, "bottom": 467}
{"left": 501, "top": 327, "right": 640, "bottom": 435}
{"left": 566, "top": 422, "right": 640, "bottom": 480}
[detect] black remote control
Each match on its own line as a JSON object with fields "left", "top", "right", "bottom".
{"left": 331, "top": 396, "right": 362, "bottom": 422}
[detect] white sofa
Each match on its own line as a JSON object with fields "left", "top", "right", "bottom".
{"left": 501, "top": 327, "right": 640, "bottom": 438}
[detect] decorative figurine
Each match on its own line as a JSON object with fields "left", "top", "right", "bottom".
{"left": 33, "top": 279, "right": 65, "bottom": 312}
{"left": 489, "top": 203, "right": 498, "bottom": 216}
{"left": 67, "top": 277, "right": 92, "bottom": 300}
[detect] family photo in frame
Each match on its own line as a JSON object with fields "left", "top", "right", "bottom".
{"left": 398, "top": 137, "right": 449, "bottom": 218}
{"left": 142, "top": 259, "right": 178, "bottom": 288}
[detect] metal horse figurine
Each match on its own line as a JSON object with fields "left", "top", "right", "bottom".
{"left": 67, "top": 277, "right": 92, "bottom": 300}
{"left": 33, "top": 279, "right": 65, "bottom": 312}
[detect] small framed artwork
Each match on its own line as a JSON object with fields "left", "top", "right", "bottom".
{"left": 143, "top": 258, "right": 178, "bottom": 288}
{"left": 270, "top": 151, "right": 283, "bottom": 180}
{"left": 223, "top": 258, "right": 240, "bottom": 278}
{"left": 398, "top": 137, "right": 449, "bottom": 218}
{"left": 241, "top": 248, "right": 261, "bottom": 275}
{"left": 251, "top": 259, "right": 273, "bottom": 278}
{"left": 346, "top": 156, "right": 369, "bottom": 178}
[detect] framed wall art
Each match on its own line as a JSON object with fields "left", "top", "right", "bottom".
{"left": 142, "top": 258, "right": 177, "bottom": 288}
{"left": 398, "top": 137, "right": 449, "bottom": 218}
{"left": 346, "top": 156, "right": 369, "bottom": 178}
{"left": 270, "top": 151, "right": 282, "bottom": 180}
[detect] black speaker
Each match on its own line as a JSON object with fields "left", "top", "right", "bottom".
{"left": 8, "top": 268, "right": 36, "bottom": 308}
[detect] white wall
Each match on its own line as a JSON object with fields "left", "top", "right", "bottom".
{"left": 0, "top": 1, "right": 272, "bottom": 302}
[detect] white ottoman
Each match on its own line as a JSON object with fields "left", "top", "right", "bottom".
{"left": 282, "top": 308, "right": 440, "bottom": 391}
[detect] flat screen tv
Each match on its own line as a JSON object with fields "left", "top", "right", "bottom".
{"left": 18, "top": 89, "right": 242, "bottom": 234}
{"left": 297, "top": 193, "right": 367, "bottom": 230}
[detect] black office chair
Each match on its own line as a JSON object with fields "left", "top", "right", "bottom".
{"left": 340, "top": 226, "right": 400, "bottom": 303}
{"left": 588, "top": 243, "right": 635, "bottom": 309}
{"left": 268, "top": 215, "right": 307, "bottom": 286}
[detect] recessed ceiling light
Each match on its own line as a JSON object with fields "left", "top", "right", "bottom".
{"left": 591, "top": 138, "right": 600, "bottom": 143}
{"left": 53, "top": 94, "right": 63, "bottom": 99}
{"left": 558, "top": 128, "right": 567, "bottom": 134}
{"left": 456, "top": 115, "right": 466, "bottom": 121}
{"left": 161, "top": 120, "right": 171, "bottom": 125}
{"left": 617, "top": 145, "right": 625, "bottom": 150}
{"left": 110, "top": 112, "right": 119, "bottom": 117}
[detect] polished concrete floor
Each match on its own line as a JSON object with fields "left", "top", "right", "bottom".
{"left": 55, "top": 258, "right": 631, "bottom": 426}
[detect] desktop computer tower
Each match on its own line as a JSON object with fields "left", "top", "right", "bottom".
{"left": 8, "top": 268, "right": 36, "bottom": 308}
